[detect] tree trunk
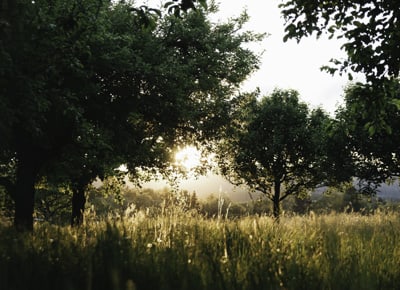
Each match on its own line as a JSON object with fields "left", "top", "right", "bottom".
{"left": 71, "top": 183, "right": 86, "bottom": 227}
{"left": 273, "top": 181, "right": 281, "bottom": 220}
{"left": 14, "top": 154, "right": 39, "bottom": 232}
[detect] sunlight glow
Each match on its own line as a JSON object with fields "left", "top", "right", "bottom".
{"left": 175, "top": 146, "right": 201, "bottom": 171}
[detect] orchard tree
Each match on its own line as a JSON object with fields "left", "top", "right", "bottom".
{"left": 308, "top": 80, "right": 400, "bottom": 198}
{"left": 0, "top": 0, "right": 144, "bottom": 230}
{"left": 280, "top": 0, "right": 400, "bottom": 141}
{"left": 43, "top": 127, "right": 122, "bottom": 226}
{"left": 60, "top": 3, "right": 262, "bottom": 226}
{"left": 217, "top": 89, "right": 330, "bottom": 219}
{"left": 335, "top": 80, "right": 400, "bottom": 188}
{"left": 0, "top": 0, "right": 262, "bottom": 230}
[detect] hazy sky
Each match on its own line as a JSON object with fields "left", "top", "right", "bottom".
{"left": 212, "top": 0, "right": 358, "bottom": 114}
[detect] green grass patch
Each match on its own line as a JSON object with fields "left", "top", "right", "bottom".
{"left": 1, "top": 211, "right": 400, "bottom": 290}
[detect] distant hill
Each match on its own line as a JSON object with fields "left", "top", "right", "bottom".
{"left": 311, "top": 179, "right": 400, "bottom": 201}
{"left": 376, "top": 180, "right": 400, "bottom": 200}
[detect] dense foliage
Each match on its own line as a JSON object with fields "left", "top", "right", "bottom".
{"left": 0, "top": 0, "right": 261, "bottom": 230}
{"left": 334, "top": 80, "right": 400, "bottom": 186}
{"left": 217, "top": 89, "right": 331, "bottom": 218}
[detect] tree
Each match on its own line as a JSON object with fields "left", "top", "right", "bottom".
{"left": 335, "top": 80, "right": 400, "bottom": 187}
{"left": 279, "top": 0, "right": 400, "bottom": 160}
{"left": 279, "top": 0, "right": 400, "bottom": 81}
{"left": 0, "top": 0, "right": 262, "bottom": 230}
{"left": 307, "top": 80, "right": 400, "bottom": 202}
{"left": 217, "top": 89, "right": 330, "bottom": 219}
{"left": 0, "top": 0, "right": 128, "bottom": 230}
{"left": 59, "top": 2, "right": 261, "bottom": 226}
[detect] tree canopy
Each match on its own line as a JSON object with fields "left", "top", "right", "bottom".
{"left": 334, "top": 80, "right": 400, "bottom": 188}
{"left": 217, "top": 89, "right": 330, "bottom": 218}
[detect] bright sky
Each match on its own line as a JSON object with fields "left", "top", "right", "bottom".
{"left": 212, "top": 0, "right": 359, "bottom": 114}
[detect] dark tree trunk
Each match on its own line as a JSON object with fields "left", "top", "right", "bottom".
{"left": 71, "top": 183, "right": 87, "bottom": 227}
{"left": 273, "top": 181, "right": 281, "bottom": 220}
{"left": 14, "top": 154, "right": 40, "bottom": 232}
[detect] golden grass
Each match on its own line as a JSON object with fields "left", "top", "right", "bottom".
{"left": 1, "top": 210, "right": 400, "bottom": 290}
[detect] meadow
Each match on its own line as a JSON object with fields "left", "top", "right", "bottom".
{"left": 1, "top": 209, "right": 400, "bottom": 290}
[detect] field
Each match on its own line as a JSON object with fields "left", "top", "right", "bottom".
{"left": 1, "top": 209, "right": 400, "bottom": 290}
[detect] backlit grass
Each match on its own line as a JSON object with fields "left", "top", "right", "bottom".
{"left": 1, "top": 210, "right": 400, "bottom": 290}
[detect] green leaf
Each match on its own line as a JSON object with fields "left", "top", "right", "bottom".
{"left": 348, "top": 73, "right": 353, "bottom": 81}
{"left": 390, "top": 98, "right": 400, "bottom": 110}
{"left": 365, "top": 122, "right": 375, "bottom": 136}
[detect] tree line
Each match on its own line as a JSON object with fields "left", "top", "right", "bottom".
{"left": 1, "top": 0, "right": 400, "bottom": 230}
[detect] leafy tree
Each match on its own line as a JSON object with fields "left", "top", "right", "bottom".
{"left": 335, "top": 81, "right": 400, "bottom": 187}
{"left": 58, "top": 3, "right": 261, "bottom": 226}
{"left": 280, "top": 0, "right": 400, "bottom": 159}
{"left": 310, "top": 80, "right": 400, "bottom": 205}
{"left": 280, "top": 0, "right": 400, "bottom": 81}
{"left": 0, "top": 0, "right": 261, "bottom": 230}
{"left": 217, "top": 89, "right": 330, "bottom": 219}
{"left": 0, "top": 0, "right": 128, "bottom": 230}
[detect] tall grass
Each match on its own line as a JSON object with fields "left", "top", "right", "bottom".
{"left": 1, "top": 210, "right": 400, "bottom": 290}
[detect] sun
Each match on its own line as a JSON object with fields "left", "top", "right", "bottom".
{"left": 175, "top": 146, "right": 201, "bottom": 171}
